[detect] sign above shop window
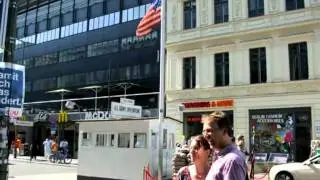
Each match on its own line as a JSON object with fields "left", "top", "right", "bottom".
{"left": 182, "top": 99, "right": 234, "bottom": 109}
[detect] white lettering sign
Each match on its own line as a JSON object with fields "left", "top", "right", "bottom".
{"left": 84, "top": 111, "right": 109, "bottom": 120}
{"left": 110, "top": 102, "right": 142, "bottom": 118}
{"left": 120, "top": 98, "right": 135, "bottom": 105}
{"left": 14, "top": 120, "right": 33, "bottom": 127}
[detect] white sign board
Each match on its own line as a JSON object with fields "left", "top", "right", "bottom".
{"left": 120, "top": 98, "right": 135, "bottom": 105}
{"left": 14, "top": 120, "right": 33, "bottom": 127}
{"left": 84, "top": 111, "right": 109, "bottom": 120}
{"left": 110, "top": 102, "right": 142, "bottom": 118}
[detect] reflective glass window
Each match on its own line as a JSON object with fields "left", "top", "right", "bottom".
{"left": 61, "top": 0, "right": 74, "bottom": 26}
{"left": 104, "top": 15, "right": 109, "bottom": 26}
{"left": 49, "top": 1, "right": 61, "bottom": 29}
{"left": 99, "top": 16, "right": 104, "bottom": 28}
{"left": 94, "top": 17, "right": 99, "bottom": 29}
{"left": 89, "top": 0, "right": 104, "bottom": 18}
{"left": 134, "top": 7, "right": 139, "bottom": 19}
{"left": 89, "top": 19, "right": 94, "bottom": 30}
{"left": 37, "top": 5, "right": 48, "bottom": 33}
{"left": 139, "top": 5, "right": 146, "bottom": 18}
{"left": 122, "top": 10, "right": 128, "bottom": 22}
{"left": 75, "top": 0, "right": 88, "bottom": 22}
{"left": 114, "top": 12, "right": 120, "bottom": 24}
{"left": 128, "top": 8, "right": 133, "bottom": 21}
{"left": 109, "top": 13, "right": 115, "bottom": 26}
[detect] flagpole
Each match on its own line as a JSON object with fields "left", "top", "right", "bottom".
{"left": 158, "top": 0, "right": 166, "bottom": 179}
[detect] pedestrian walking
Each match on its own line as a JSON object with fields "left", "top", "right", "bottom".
{"left": 43, "top": 138, "right": 52, "bottom": 159}
{"left": 202, "top": 111, "right": 247, "bottom": 180}
{"left": 30, "top": 141, "right": 38, "bottom": 162}
{"left": 236, "top": 135, "right": 249, "bottom": 156}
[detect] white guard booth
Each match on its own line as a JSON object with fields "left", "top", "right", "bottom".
{"left": 76, "top": 117, "right": 182, "bottom": 180}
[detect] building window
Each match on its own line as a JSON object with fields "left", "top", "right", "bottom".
{"left": 134, "top": 133, "right": 147, "bottom": 148}
{"left": 96, "top": 134, "right": 107, "bottom": 147}
{"left": 87, "top": 39, "right": 119, "bottom": 57}
{"left": 34, "top": 52, "right": 59, "bottom": 67}
{"left": 118, "top": 133, "right": 130, "bottom": 148}
{"left": 59, "top": 46, "right": 87, "bottom": 62}
{"left": 286, "top": 0, "right": 304, "bottom": 11}
{"left": 289, "top": 42, "right": 308, "bottom": 81}
{"left": 61, "top": 0, "right": 74, "bottom": 26}
{"left": 75, "top": 0, "right": 88, "bottom": 22}
{"left": 183, "top": 57, "right": 196, "bottom": 89}
{"left": 183, "top": 0, "right": 196, "bottom": 30}
{"left": 215, "top": 52, "right": 229, "bottom": 87}
{"left": 33, "top": 77, "right": 57, "bottom": 91}
{"left": 248, "top": 0, "right": 264, "bottom": 18}
{"left": 49, "top": 1, "right": 61, "bottom": 30}
{"left": 26, "top": 9, "right": 36, "bottom": 35}
{"left": 16, "top": 14, "right": 26, "bottom": 38}
{"left": 250, "top": 47, "right": 267, "bottom": 84}
{"left": 214, "top": 0, "right": 228, "bottom": 24}
{"left": 89, "top": 0, "right": 104, "bottom": 18}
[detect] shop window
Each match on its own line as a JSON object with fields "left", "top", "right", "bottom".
{"left": 134, "top": 133, "right": 147, "bottom": 148}
{"left": 81, "top": 132, "right": 92, "bottom": 146}
{"left": 248, "top": 0, "right": 264, "bottom": 18}
{"left": 249, "top": 108, "right": 311, "bottom": 162}
{"left": 96, "top": 134, "right": 107, "bottom": 147}
{"left": 286, "top": 0, "right": 304, "bottom": 11}
{"left": 183, "top": 57, "right": 196, "bottom": 89}
{"left": 118, "top": 133, "right": 130, "bottom": 148}
{"left": 214, "top": 0, "right": 229, "bottom": 24}
{"left": 184, "top": 0, "right": 196, "bottom": 29}
{"left": 289, "top": 42, "right": 309, "bottom": 81}
{"left": 250, "top": 47, "right": 267, "bottom": 84}
{"left": 215, "top": 52, "right": 229, "bottom": 87}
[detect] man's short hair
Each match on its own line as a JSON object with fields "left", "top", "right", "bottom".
{"left": 202, "top": 111, "right": 232, "bottom": 136}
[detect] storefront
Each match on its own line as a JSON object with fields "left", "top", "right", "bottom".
{"left": 249, "top": 107, "right": 311, "bottom": 162}
{"left": 180, "top": 99, "right": 234, "bottom": 139}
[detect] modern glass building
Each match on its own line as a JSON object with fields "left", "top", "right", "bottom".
{"left": 13, "top": 0, "right": 160, "bottom": 157}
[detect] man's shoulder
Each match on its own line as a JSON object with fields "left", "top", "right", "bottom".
{"left": 224, "top": 149, "right": 246, "bottom": 164}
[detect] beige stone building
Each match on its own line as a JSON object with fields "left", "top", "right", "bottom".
{"left": 165, "top": 0, "right": 320, "bottom": 161}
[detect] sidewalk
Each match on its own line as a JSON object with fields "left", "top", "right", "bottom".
{"left": 9, "top": 173, "right": 76, "bottom": 180}
{"left": 9, "top": 154, "right": 78, "bottom": 167}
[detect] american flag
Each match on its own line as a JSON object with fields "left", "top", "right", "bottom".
{"left": 136, "top": 0, "right": 161, "bottom": 37}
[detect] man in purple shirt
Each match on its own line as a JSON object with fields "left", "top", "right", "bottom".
{"left": 202, "top": 111, "right": 247, "bottom": 180}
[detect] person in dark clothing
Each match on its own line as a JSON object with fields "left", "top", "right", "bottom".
{"left": 30, "top": 142, "right": 37, "bottom": 162}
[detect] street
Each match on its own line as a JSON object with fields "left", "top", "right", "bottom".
{"left": 8, "top": 158, "right": 77, "bottom": 180}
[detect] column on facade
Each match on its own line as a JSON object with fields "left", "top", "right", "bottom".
{"left": 312, "top": 104, "right": 320, "bottom": 140}
{"left": 268, "top": 36, "right": 290, "bottom": 82}
{"left": 310, "top": 0, "right": 320, "bottom": 6}
{"left": 233, "top": 107, "right": 250, "bottom": 145}
{"left": 267, "top": 0, "right": 282, "bottom": 14}
{"left": 167, "top": 0, "right": 180, "bottom": 33}
{"left": 198, "top": 0, "right": 210, "bottom": 27}
{"left": 304, "top": 0, "right": 311, "bottom": 8}
{"left": 196, "top": 52, "right": 214, "bottom": 88}
{"left": 307, "top": 39, "right": 315, "bottom": 80}
{"left": 165, "top": 52, "right": 174, "bottom": 91}
{"left": 229, "top": 41, "right": 250, "bottom": 86}
{"left": 175, "top": 56, "right": 184, "bottom": 90}
{"left": 232, "top": 0, "right": 248, "bottom": 20}
{"left": 312, "top": 30, "right": 320, "bottom": 79}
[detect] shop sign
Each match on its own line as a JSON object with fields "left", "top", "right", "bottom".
{"left": 14, "top": 120, "right": 33, "bottom": 127}
{"left": 84, "top": 111, "right": 109, "bottom": 120}
{"left": 183, "top": 99, "right": 234, "bottom": 109}
{"left": 187, "top": 116, "right": 202, "bottom": 123}
{"left": 120, "top": 98, "right": 135, "bottom": 105}
{"left": 110, "top": 102, "right": 142, "bottom": 118}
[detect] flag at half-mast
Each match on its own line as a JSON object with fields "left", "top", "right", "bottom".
{"left": 136, "top": 0, "right": 161, "bottom": 37}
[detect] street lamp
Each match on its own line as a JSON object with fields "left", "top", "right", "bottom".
{"left": 77, "top": 85, "right": 102, "bottom": 112}
{"left": 46, "top": 89, "right": 71, "bottom": 138}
